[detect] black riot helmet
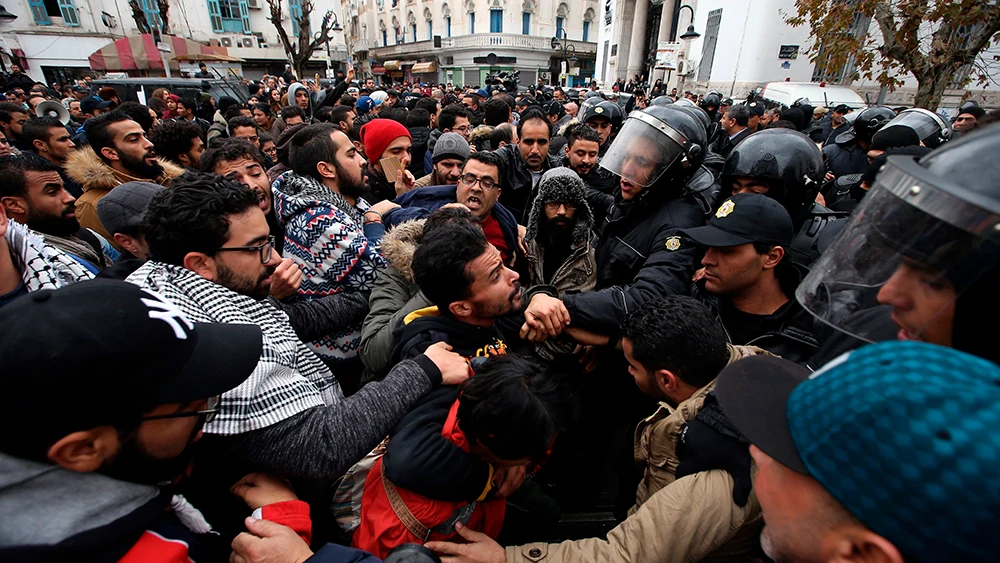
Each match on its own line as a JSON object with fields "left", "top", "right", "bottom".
{"left": 600, "top": 105, "right": 708, "bottom": 190}
{"left": 579, "top": 91, "right": 603, "bottom": 116}
{"left": 837, "top": 106, "right": 896, "bottom": 144}
{"left": 722, "top": 128, "right": 824, "bottom": 225}
{"left": 797, "top": 123, "right": 1000, "bottom": 363}
{"left": 882, "top": 108, "right": 952, "bottom": 148}
{"left": 650, "top": 95, "right": 674, "bottom": 107}
{"left": 672, "top": 98, "right": 712, "bottom": 131}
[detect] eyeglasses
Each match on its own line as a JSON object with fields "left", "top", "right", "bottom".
{"left": 214, "top": 235, "right": 274, "bottom": 264}
{"left": 142, "top": 396, "right": 220, "bottom": 424}
{"left": 544, "top": 202, "right": 577, "bottom": 212}
{"left": 460, "top": 173, "right": 497, "bottom": 190}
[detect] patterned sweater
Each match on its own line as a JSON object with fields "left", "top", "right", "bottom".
{"left": 272, "top": 171, "right": 387, "bottom": 363}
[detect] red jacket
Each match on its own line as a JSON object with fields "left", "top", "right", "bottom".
{"left": 352, "top": 400, "right": 506, "bottom": 559}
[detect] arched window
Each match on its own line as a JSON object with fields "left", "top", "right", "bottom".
{"left": 583, "top": 7, "right": 594, "bottom": 41}
{"left": 521, "top": 0, "right": 533, "bottom": 35}
{"left": 424, "top": 7, "right": 433, "bottom": 39}
{"left": 556, "top": 2, "right": 568, "bottom": 37}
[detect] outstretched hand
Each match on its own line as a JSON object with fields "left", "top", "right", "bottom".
{"left": 425, "top": 522, "right": 506, "bottom": 563}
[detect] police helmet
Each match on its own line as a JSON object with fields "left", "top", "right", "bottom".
{"left": 837, "top": 106, "right": 896, "bottom": 144}
{"left": 600, "top": 105, "right": 708, "bottom": 189}
{"left": 883, "top": 108, "right": 952, "bottom": 148}
{"left": 650, "top": 95, "right": 674, "bottom": 107}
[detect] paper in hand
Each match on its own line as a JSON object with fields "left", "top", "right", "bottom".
{"left": 380, "top": 156, "right": 403, "bottom": 182}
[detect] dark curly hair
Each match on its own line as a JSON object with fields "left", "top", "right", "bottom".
{"left": 200, "top": 137, "right": 265, "bottom": 173}
{"left": 227, "top": 115, "right": 258, "bottom": 136}
{"left": 141, "top": 171, "right": 260, "bottom": 266}
{"left": 148, "top": 120, "right": 204, "bottom": 166}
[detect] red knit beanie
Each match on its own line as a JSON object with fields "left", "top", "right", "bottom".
{"left": 360, "top": 119, "right": 412, "bottom": 163}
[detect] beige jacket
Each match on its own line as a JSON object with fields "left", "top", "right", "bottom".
{"left": 507, "top": 345, "right": 771, "bottom": 563}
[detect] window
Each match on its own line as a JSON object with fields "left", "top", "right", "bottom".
{"left": 469, "top": 12, "right": 475, "bottom": 34}
{"left": 412, "top": 23, "right": 417, "bottom": 41}
{"left": 138, "top": 0, "right": 161, "bottom": 30}
{"left": 286, "top": 0, "right": 302, "bottom": 35}
{"left": 428, "top": 21, "right": 433, "bottom": 39}
{"left": 582, "top": 20, "right": 589, "bottom": 41}
{"left": 522, "top": 12, "right": 530, "bottom": 34}
{"left": 446, "top": 17, "right": 452, "bottom": 37}
{"left": 382, "top": 29, "right": 388, "bottom": 46}
{"left": 697, "top": 9, "right": 722, "bottom": 82}
{"left": 31, "top": 0, "right": 79, "bottom": 25}
{"left": 556, "top": 16, "right": 564, "bottom": 37}
{"left": 811, "top": 0, "right": 870, "bottom": 83}
{"left": 490, "top": 9, "right": 502, "bottom": 32}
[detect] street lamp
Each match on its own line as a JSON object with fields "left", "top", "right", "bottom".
{"left": 678, "top": 5, "right": 700, "bottom": 40}
{"left": 551, "top": 29, "right": 577, "bottom": 88}
{"left": 316, "top": 13, "right": 344, "bottom": 76}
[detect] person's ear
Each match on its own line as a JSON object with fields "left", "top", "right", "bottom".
{"left": 448, "top": 299, "right": 473, "bottom": 319}
{"left": 183, "top": 252, "right": 217, "bottom": 281}
{"left": 100, "top": 146, "right": 120, "bottom": 162}
{"left": 655, "top": 368, "right": 680, "bottom": 395}
{"left": 317, "top": 160, "right": 337, "bottom": 181}
{"left": 113, "top": 233, "right": 141, "bottom": 257}
{"left": 0, "top": 195, "right": 27, "bottom": 218}
{"left": 32, "top": 139, "right": 48, "bottom": 154}
{"left": 177, "top": 153, "right": 192, "bottom": 168}
{"left": 827, "top": 529, "right": 905, "bottom": 563}
{"left": 46, "top": 427, "right": 120, "bottom": 473}
{"left": 762, "top": 246, "right": 785, "bottom": 270}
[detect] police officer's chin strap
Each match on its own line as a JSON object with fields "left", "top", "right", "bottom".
{"left": 950, "top": 262, "right": 1000, "bottom": 365}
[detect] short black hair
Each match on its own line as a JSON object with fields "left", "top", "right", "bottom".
{"left": 252, "top": 103, "right": 271, "bottom": 117}
{"left": 0, "top": 153, "right": 61, "bottom": 198}
{"left": 439, "top": 104, "right": 471, "bottom": 131}
{"left": 421, "top": 205, "right": 479, "bottom": 240}
{"left": 227, "top": 115, "right": 257, "bottom": 136}
{"left": 517, "top": 107, "right": 552, "bottom": 137}
{"left": 148, "top": 120, "right": 204, "bottom": 165}
{"left": 141, "top": 172, "right": 260, "bottom": 266}
{"left": 482, "top": 98, "right": 511, "bottom": 127}
{"left": 461, "top": 150, "right": 504, "bottom": 180}
{"left": 458, "top": 354, "right": 570, "bottom": 461}
{"left": 21, "top": 117, "right": 67, "bottom": 146}
{"left": 330, "top": 105, "right": 354, "bottom": 127}
{"left": 314, "top": 106, "right": 333, "bottom": 123}
{"left": 289, "top": 122, "right": 338, "bottom": 182}
{"left": 178, "top": 98, "right": 198, "bottom": 112}
{"left": 380, "top": 107, "right": 407, "bottom": 125}
{"left": 564, "top": 122, "right": 601, "bottom": 148}
{"left": 87, "top": 110, "right": 139, "bottom": 164}
{"left": 258, "top": 132, "right": 274, "bottom": 145}
{"left": 490, "top": 123, "right": 514, "bottom": 148}
{"left": 200, "top": 137, "right": 264, "bottom": 173}
{"left": 0, "top": 101, "right": 29, "bottom": 124}
{"left": 620, "top": 295, "right": 729, "bottom": 389}
{"left": 116, "top": 101, "right": 155, "bottom": 133}
{"left": 412, "top": 221, "right": 489, "bottom": 310}
{"left": 725, "top": 104, "right": 750, "bottom": 127}
{"left": 338, "top": 94, "right": 357, "bottom": 107}
{"left": 279, "top": 105, "right": 306, "bottom": 121}
{"left": 406, "top": 108, "right": 430, "bottom": 128}
{"left": 415, "top": 97, "right": 440, "bottom": 116}
{"left": 224, "top": 103, "right": 246, "bottom": 122}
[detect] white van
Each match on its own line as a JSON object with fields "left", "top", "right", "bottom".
{"left": 755, "top": 81, "right": 867, "bottom": 109}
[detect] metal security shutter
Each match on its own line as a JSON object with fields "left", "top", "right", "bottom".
{"left": 697, "top": 9, "right": 722, "bottom": 82}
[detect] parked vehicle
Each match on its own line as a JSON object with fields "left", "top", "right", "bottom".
{"left": 89, "top": 77, "right": 250, "bottom": 104}
{"left": 753, "top": 81, "right": 867, "bottom": 110}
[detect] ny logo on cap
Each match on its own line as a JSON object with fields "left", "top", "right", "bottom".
{"left": 141, "top": 290, "right": 194, "bottom": 340}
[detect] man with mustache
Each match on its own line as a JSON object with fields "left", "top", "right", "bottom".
{"left": 0, "top": 154, "right": 113, "bottom": 272}
{"left": 21, "top": 116, "right": 84, "bottom": 198}
{"left": 66, "top": 110, "right": 183, "bottom": 248}
{"left": 560, "top": 123, "right": 618, "bottom": 225}
{"left": 680, "top": 193, "right": 823, "bottom": 364}
{"left": 492, "top": 107, "right": 558, "bottom": 222}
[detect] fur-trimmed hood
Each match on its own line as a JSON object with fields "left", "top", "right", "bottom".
{"left": 524, "top": 166, "right": 594, "bottom": 245}
{"left": 381, "top": 218, "right": 426, "bottom": 282}
{"left": 64, "top": 147, "right": 184, "bottom": 193}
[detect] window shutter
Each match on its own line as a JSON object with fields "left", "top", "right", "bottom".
{"left": 207, "top": 0, "right": 224, "bottom": 32}
{"left": 289, "top": 0, "right": 303, "bottom": 37}
{"left": 28, "top": 0, "right": 49, "bottom": 24}
{"left": 239, "top": 0, "right": 252, "bottom": 33}
{"left": 58, "top": 0, "right": 80, "bottom": 26}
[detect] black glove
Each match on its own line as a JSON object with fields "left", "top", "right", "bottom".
{"left": 675, "top": 415, "right": 753, "bottom": 507}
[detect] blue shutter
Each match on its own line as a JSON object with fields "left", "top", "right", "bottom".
{"left": 58, "top": 0, "right": 80, "bottom": 26}
{"left": 556, "top": 16, "right": 564, "bottom": 37}
{"left": 239, "top": 0, "right": 252, "bottom": 33}
{"left": 207, "top": 0, "right": 224, "bottom": 32}
{"left": 469, "top": 12, "right": 474, "bottom": 34}
{"left": 411, "top": 23, "right": 416, "bottom": 41}
{"left": 427, "top": 21, "right": 432, "bottom": 39}
{"left": 289, "top": 0, "right": 303, "bottom": 36}
{"left": 582, "top": 21, "right": 589, "bottom": 41}
{"left": 522, "top": 12, "right": 529, "bottom": 34}
{"left": 446, "top": 17, "right": 451, "bottom": 37}
{"left": 490, "top": 10, "right": 501, "bottom": 32}
{"left": 28, "top": 0, "right": 49, "bottom": 25}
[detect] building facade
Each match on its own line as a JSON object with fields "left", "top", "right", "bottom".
{"left": 0, "top": 0, "right": 349, "bottom": 84}
{"left": 341, "top": 0, "right": 600, "bottom": 87}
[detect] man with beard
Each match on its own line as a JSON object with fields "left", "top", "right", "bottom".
{"left": 386, "top": 151, "right": 520, "bottom": 267}
{"left": 66, "top": 110, "right": 183, "bottom": 247}
{"left": 173, "top": 98, "right": 211, "bottom": 136}
{"left": 0, "top": 101, "right": 31, "bottom": 153}
{"left": 560, "top": 123, "right": 617, "bottom": 225}
{"left": 202, "top": 138, "right": 281, "bottom": 245}
{"left": 413, "top": 132, "right": 469, "bottom": 188}
{"left": 147, "top": 120, "right": 206, "bottom": 171}
{"left": 127, "top": 174, "right": 470, "bottom": 543}
{"left": 0, "top": 155, "right": 112, "bottom": 272}
{"left": 522, "top": 168, "right": 597, "bottom": 360}
{"left": 493, "top": 107, "right": 558, "bottom": 222}
{"left": 22, "top": 116, "right": 84, "bottom": 198}
{"left": 0, "top": 279, "right": 310, "bottom": 562}
{"left": 272, "top": 123, "right": 400, "bottom": 381}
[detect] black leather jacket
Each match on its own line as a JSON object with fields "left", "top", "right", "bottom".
{"left": 494, "top": 143, "right": 559, "bottom": 223}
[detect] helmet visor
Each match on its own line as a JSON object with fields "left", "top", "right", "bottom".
{"left": 796, "top": 156, "right": 1000, "bottom": 343}
{"left": 885, "top": 110, "right": 950, "bottom": 145}
{"left": 599, "top": 112, "right": 687, "bottom": 187}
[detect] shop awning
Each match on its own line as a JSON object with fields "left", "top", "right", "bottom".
{"left": 372, "top": 66, "right": 387, "bottom": 74}
{"left": 411, "top": 62, "right": 437, "bottom": 73}
{"left": 88, "top": 34, "right": 230, "bottom": 71}
{"left": 383, "top": 60, "right": 401, "bottom": 71}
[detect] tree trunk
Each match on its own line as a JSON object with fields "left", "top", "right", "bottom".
{"left": 912, "top": 65, "right": 952, "bottom": 110}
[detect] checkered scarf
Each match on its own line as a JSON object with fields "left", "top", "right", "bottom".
{"left": 4, "top": 219, "right": 93, "bottom": 291}
{"left": 126, "top": 261, "right": 344, "bottom": 436}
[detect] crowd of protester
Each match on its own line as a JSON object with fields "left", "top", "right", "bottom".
{"left": 1, "top": 62, "right": 999, "bottom": 563}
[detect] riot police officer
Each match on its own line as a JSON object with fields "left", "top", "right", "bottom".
{"left": 881, "top": 107, "right": 952, "bottom": 148}
{"left": 822, "top": 106, "right": 895, "bottom": 178}
{"left": 797, "top": 123, "right": 1000, "bottom": 364}
{"left": 723, "top": 128, "right": 843, "bottom": 268}
{"left": 581, "top": 100, "right": 624, "bottom": 156}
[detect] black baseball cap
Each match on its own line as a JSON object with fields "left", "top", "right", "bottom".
{"left": 81, "top": 95, "right": 113, "bottom": 115}
{"left": 680, "top": 193, "right": 795, "bottom": 248}
{"left": 833, "top": 104, "right": 851, "bottom": 114}
{"left": 746, "top": 101, "right": 765, "bottom": 117}
{"left": 0, "top": 280, "right": 262, "bottom": 429}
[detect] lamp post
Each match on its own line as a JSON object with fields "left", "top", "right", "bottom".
{"left": 674, "top": 5, "right": 699, "bottom": 91}
{"left": 0, "top": 5, "right": 18, "bottom": 74}
{"left": 315, "top": 14, "right": 344, "bottom": 77}
{"left": 551, "top": 29, "right": 577, "bottom": 88}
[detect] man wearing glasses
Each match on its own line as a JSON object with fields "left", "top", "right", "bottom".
{"left": 126, "top": 172, "right": 470, "bottom": 534}
{"left": 386, "top": 151, "right": 521, "bottom": 267}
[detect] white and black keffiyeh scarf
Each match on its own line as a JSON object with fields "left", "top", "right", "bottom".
{"left": 5, "top": 219, "right": 93, "bottom": 291}
{"left": 126, "top": 261, "right": 344, "bottom": 435}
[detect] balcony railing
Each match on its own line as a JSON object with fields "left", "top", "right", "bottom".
{"left": 369, "top": 33, "right": 597, "bottom": 58}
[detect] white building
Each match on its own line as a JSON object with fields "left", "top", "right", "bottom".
{"left": 597, "top": 0, "right": 999, "bottom": 108}
{"left": 340, "top": 0, "right": 600, "bottom": 87}
{"left": 0, "top": 0, "right": 349, "bottom": 84}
